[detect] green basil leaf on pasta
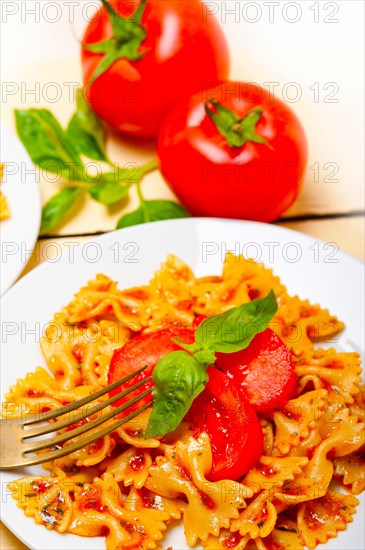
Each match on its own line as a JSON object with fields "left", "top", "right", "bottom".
{"left": 145, "top": 351, "right": 208, "bottom": 438}
{"left": 195, "top": 290, "right": 278, "bottom": 353}
{"left": 193, "top": 348, "right": 216, "bottom": 365}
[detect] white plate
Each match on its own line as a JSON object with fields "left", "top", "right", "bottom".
{"left": 0, "top": 122, "right": 41, "bottom": 295}
{"left": 1, "top": 218, "right": 364, "bottom": 550}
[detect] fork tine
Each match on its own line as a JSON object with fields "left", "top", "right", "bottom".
{"left": 24, "top": 387, "right": 153, "bottom": 453}
{"left": 7, "top": 401, "right": 153, "bottom": 469}
{"left": 23, "top": 375, "right": 152, "bottom": 439}
{"left": 23, "top": 365, "right": 149, "bottom": 425}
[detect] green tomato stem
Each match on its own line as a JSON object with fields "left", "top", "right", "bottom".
{"left": 205, "top": 100, "right": 269, "bottom": 149}
{"left": 136, "top": 181, "right": 151, "bottom": 222}
{"left": 134, "top": 158, "right": 159, "bottom": 221}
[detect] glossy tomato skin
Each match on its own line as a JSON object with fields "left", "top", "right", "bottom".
{"left": 82, "top": 0, "right": 229, "bottom": 137}
{"left": 108, "top": 328, "right": 195, "bottom": 411}
{"left": 158, "top": 82, "right": 308, "bottom": 221}
{"left": 187, "top": 366, "right": 263, "bottom": 482}
{"left": 216, "top": 328, "right": 297, "bottom": 412}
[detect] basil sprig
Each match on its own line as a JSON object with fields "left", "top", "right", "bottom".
{"left": 146, "top": 290, "right": 278, "bottom": 438}
{"left": 15, "top": 87, "right": 188, "bottom": 234}
{"left": 15, "top": 105, "right": 131, "bottom": 233}
{"left": 15, "top": 94, "right": 119, "bottom": 234}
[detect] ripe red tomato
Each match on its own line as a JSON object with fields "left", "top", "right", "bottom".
{"left": 81, "top": 0, "right": 229, "bottom": 137}
{"left": 157, "top": 81, "right": 308, "bottom": 222}
{"left": 108, "top": 328, "right": 194, "bottom": 411}
{"left": 216, "top": 328, "right": 297, "bottom": 412}
{"left": 187, "top": 366, "right": 263, "bottom": 481}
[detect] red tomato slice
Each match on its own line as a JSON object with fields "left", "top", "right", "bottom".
{"left": 192, "top": 314, "right": 209, "bottom": 330}
{"left": 216, "top": 328, "right": 297, "bottom": 412}
{"left": 108, "top": 328, "right": 195, "bottom": 412}
{"left": 187, "top": 366, "right": 263, "bottom": 482}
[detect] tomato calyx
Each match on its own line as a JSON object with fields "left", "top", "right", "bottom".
{"left": 84, "top": 0, "right": 148, "bottom": 81}
{"left": 205, "top": 99, "right": 269, "bottom": 148}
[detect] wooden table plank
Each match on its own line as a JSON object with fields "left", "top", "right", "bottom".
{"left": 0, "top": 524, "right": 28, "bottom": 550}
{"left": 277, "top": 216, "right": 364, "bottom": 261}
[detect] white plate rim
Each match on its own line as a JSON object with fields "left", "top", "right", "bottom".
{"left": 2, "top": 217, "right": 364, "bottom": 302}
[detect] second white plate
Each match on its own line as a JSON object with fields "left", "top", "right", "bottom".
{"left": 0, "top": 122, "right": 41, "bottom": 295}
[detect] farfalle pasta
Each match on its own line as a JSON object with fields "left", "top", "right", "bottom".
{"left": 3, "top": 254, "right": 364, "bottom": 549}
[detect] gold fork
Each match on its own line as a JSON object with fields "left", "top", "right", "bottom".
{"left": 0, "top": 366, "right": 152, "bottom": 469}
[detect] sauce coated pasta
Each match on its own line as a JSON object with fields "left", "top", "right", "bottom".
{"left": 4, "top": 255, "right": 364, "bottom": 549}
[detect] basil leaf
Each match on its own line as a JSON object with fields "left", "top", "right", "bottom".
{"left": 195, "top": 290, "right": 278, "bottom": 353}
{"left": 15, "top": 109, "right": 83, "bottom": 177}
{"left": 146, "top": 351, "right": 208, "bottom": 438}
{"left": 40, "top": 187, "right": 83, "bottom": 235}
{"left": 88, "top": 165, "right": 141, "bottom": 205}
{"left": 116, "top": 200, "right": 189, "bottom": 229}
{"left": 67, "top": 115, "right": 107, "bottom": 163}
{"left": 88, "top": 182, "right": 129, "bottom": 205}
{"left": 116, "top": 205, "right": 145, "bottom": 229}
{"left": 66, "top": 89, "right": 109, "bottom": 162}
